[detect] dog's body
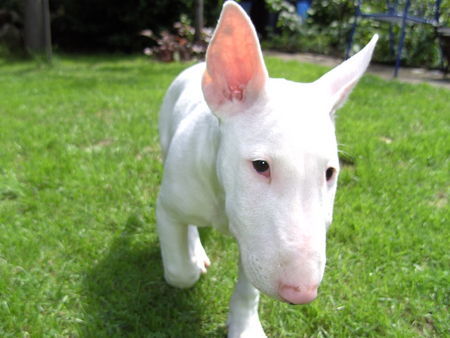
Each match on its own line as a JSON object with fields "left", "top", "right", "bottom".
{"left": 157, "top": 2, "right": 377, "bottom": 336}
{"left": 159, "top": 63, "right": 227, "bottom": 234}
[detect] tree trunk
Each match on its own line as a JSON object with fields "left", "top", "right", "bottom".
{"left": 194, "top": 0, "right": 204, "bottom": 42}
{"left": 24, "top": 0, "right": 52, "bottom": 61}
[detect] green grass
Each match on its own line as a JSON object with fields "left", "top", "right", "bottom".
{"left": 0, "top": 54, "right": 448, "bottom": 337}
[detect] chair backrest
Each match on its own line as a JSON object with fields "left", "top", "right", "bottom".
{"left": 356, "top": 0, "right": 442, "bottom": 26}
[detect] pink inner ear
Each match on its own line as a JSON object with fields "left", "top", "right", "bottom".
{"left": 315, "top": 34, "right": 378, "bottom": 113}
{"left": 202, "top": 2, "right": 267, "bottom": 112}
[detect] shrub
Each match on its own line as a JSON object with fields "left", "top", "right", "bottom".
{"left": 0, "top": 8, "right": 23, "bottom": 56}
{"left": 141, "top": 15, "right": 212, "bottom": 62}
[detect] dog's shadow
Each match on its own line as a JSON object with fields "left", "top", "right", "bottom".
{"left": 81, "top": 218, "right": 228, "bottom": 337}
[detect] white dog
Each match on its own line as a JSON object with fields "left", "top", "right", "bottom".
{"left": 156, "top": 1, "right": 377, "bottom": 336}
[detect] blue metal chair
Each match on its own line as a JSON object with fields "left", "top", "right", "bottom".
{"left": 346, "top": 0, "right": 442, "bottom": 77}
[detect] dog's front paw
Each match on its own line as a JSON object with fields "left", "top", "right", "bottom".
{"left": 163, "top": 241, "right": 210, "bottom": 288}
{"left": 228, "top": 315, "right": 266, "bottom": 338}
{"left": 228, "top": 322, "right": 266, "bottom": 338}
{"left": 164, "top": 264, "right": 201, "bottom": 289}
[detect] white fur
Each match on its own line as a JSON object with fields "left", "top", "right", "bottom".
{"left": 156, "top": 1, "right": 377, "bottom": 336}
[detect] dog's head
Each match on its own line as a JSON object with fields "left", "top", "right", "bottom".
{"left": 202, "top": 1, "right": 377, "bottom": 304}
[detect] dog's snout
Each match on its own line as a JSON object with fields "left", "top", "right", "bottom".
{"left": 278, "top": 283, "right": 318, "bottom": 305}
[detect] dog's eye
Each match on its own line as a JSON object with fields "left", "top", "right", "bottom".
{"left": 325, "top": 167, "right": 336, "bottom": 182}
{"left": 252, "top": 160, "right": 270, "bottom": 177}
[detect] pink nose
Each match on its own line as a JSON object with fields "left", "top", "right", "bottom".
{"left": 278, "top": 284, "right": 318, "bottom": 305}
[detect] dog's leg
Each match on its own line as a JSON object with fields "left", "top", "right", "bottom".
{"left": 228, "top": 261, "right": 266, "bottom": 338}
{"left": 157, "top": 204, "right": 208, "bottom": 288}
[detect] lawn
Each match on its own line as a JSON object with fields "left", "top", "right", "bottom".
{"left": 0, "top": 55, "right": 448, "bottom": 337}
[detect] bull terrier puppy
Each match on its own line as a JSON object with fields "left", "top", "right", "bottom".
{"left": 156, "top": 1, "right": 377, "bottom": 336}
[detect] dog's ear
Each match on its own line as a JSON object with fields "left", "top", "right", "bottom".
{"left": 202, "top": 1, "right": 268, "bottom": 116}
{"left": 315, "top": 35, "right": 378, "bottom": 116}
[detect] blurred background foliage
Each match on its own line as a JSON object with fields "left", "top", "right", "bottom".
{"left": 0, "top": 0, "right": 223, "bottom": 54}
{"left": 264, "top": 0, "right": 450, "bottom": 69}
{"left": 0, "top": 0, "right": 449, "bottom": 68}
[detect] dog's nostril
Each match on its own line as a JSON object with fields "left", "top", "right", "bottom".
{"left": 279, "top": 283, "right": 318, "bottom": 305}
